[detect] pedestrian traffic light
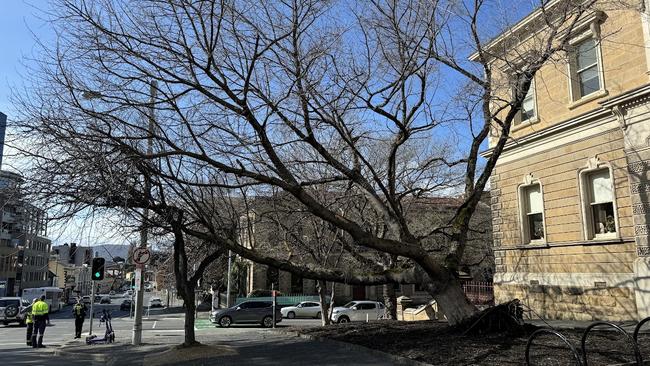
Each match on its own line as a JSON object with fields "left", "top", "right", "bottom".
{"left": 91, "top": 257, "right": 105, "bottom": 281}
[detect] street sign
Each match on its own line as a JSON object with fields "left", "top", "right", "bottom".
{"left": 133, "top": 248, "right": 151, "bottom": 265}
{"left": 134, "top": 268, "right": 142, "bottom": 291}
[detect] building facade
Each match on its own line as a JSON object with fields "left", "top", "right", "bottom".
{"left": 0, "top": 170, "right": 51, "bottom": 297}
{"left": 483, "top": 1, "right": 650, "bottom": 321}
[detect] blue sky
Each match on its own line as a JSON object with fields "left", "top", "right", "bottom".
{"left": 0, "top": 0, "right": 54, "bottom": 115}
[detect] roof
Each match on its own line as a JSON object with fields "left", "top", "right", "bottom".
{"left": 469, "top": 0, "right": 564, "bottom": 62}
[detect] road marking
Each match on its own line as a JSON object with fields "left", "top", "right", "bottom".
{"left": 152, "top": 321, "right": 157, "bottom": 329}
{"left": 0, "top": 342, "right": 30, "bottom": 346}
{"left": 146, "top": 329, "right": 184, "bottom": 333}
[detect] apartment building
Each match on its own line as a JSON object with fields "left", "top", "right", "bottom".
{"left": 0, "top": 170, "right": 51, "bottom": 297}
{"left": 481, "top": 1, "right": 650, "bottom": 321}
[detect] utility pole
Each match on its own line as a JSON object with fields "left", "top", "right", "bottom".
{"left": 132, "top": 80, "right": 156, "bottom": 346}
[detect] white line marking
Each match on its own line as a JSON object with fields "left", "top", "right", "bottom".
{"left": 147, "top": 329, "right": 184, "bottom": 333}
{"left": 152, "top": 321, "right": 157, "bottom": 329}
{"left": 0, "top": 342, "right": 31, "bottom": 346}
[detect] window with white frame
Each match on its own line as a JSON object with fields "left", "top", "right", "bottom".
{"left": 582, "top": 169, "right": 617, "bottom": 238}
{"left": 570, "top": 37, "right": 603, "bottom": 100}
{"left": 520, "top": 183, "right": 545, "bottom": 243}
{"left": 514, "top": 82, "right": 537, "bottom": 125}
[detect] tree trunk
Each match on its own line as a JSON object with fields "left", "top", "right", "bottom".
{"left": 382, "top": 284, "right": 397, "bottom": 320}
{"left": 316, "top": 280, "right": 330, "bottom": 326}
{"left": 181, "top": 284, "right": 198, "bottom": 347}
{"left": 328, "top": 283, "right": 336, "bottom": 319}
{"left": 428, "top": 278, "right": 476, "bottom": 326}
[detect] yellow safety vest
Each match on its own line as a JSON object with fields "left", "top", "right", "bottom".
{"left": 31, "top": 300, "right": 49, "bottom": 316}
{"left": 26, "top": 312, "right": 33, "bottom": 324}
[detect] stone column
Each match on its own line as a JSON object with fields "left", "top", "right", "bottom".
{"left": 396, "top": 296, "right": 412, "bottom": 321}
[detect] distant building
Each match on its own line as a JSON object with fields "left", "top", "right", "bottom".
{"left": 52, "top": 243, "right": 93, "bottom": 266}
{"left": 238, "top": 195, "right": 492, "bottom": 305}
{"left": 0, "top": 170, "right": 51, "bottom": 297}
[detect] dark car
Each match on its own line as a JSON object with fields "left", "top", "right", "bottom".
{"left": 210, "top": 301, "right": 282, "bottom": 328}
{"left": 120, "top": 299, "right": 133, "bottom": 311}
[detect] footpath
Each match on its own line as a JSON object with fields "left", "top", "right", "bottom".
{"left": 54, "top": 328, "right": 409, "bottom": 366}
{"left": 53, "top": 318, "right": 650, "bottom": 366}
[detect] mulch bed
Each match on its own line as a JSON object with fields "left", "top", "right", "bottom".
{"left": 294, "top": 321, "right": 650, "bottom": 365}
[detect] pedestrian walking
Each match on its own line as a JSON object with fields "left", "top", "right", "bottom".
{"left": 31, "top": 295, "right": 49, "bottom": 348}
{"left": 72, "top": 298, "right": 87, "bottom": 338}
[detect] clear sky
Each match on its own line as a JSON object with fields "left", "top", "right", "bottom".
{"left": 0, "top": 1, "right": 133, "bottom": 247}
{"left": 0, "top": 0, "right": 54, "bottom": 116}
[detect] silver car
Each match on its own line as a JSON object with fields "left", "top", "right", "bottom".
{"left": 281, "top": 301, "right": 322, "bottom": 319}
{"left": 210, "top": 300, "right": 282, "bottom": 328}
{"left": 330, "top": 300, "right": 385, "bottom": 323}
{"left": 0, "top": 297, "right": 29, "bottom": 326}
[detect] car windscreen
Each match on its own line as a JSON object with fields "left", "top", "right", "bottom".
{"left": 0, "top": 299, "right": 20, "bottom": 307}
{"left": 343, "top": 302, "right": 357, "bottom": 308}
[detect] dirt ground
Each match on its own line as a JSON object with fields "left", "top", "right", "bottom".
{"left": 295, "top": 321, "right": 650, "bottom": 365}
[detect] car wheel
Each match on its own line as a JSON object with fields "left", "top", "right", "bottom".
{"left": 287, "top": 311, "right": 295, "bottom": 319}
{"left": 315, "top": 311, "right": 321, "bottom": 319}
{"left": 262, "top": 316, "right": 274, "bottom": 328}
{"left": 219, "top": 316, "right": 232, "bottom": 328}
{"left": 4, "top": 305, "right": 18, "bottom": 318}
{"left": 337, "top": 316, "right": 350, "bottom": 324}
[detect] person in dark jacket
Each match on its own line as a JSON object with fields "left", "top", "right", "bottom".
{"left": 72, "top": 298, "right": 87, "bottom": 338}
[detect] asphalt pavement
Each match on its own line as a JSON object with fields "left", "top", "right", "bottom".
{"left": 0, "top": 296, "right": 401, "bottom": 366}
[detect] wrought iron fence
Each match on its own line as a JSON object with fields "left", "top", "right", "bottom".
{"left": 461, "top": 281, "right": 494, "bottom": 305}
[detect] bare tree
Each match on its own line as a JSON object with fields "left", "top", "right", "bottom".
{"left": 13, "top": 0, "right": 612, "bottom": 326}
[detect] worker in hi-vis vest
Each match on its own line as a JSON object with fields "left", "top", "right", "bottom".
{"left": 72, "top": 298, "right": 87, "bottom": 339}
{"left": 31, "top": 295, "right": 49, "bottom": 348}
{"left": 21, "top": 298, "right": 37, "bottom": 346}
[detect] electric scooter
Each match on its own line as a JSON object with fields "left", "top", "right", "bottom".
{"left": 86, "top": 310, "right": 115, "bottom": 345}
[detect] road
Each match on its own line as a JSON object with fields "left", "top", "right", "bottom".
{"left": 0, "top": 294, "right": 325, "bottom": 366}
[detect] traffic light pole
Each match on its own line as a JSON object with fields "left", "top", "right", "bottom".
{"left": 89, "top": 282, "right": 95, "bottom": 336}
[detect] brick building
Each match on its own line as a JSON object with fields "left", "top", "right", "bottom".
{"left": 481, "top": 1, "right": 650, "bottom": 321}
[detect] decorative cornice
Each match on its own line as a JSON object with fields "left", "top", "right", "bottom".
{"left": 481, "top": 82, "right": 650, "bottom": 159}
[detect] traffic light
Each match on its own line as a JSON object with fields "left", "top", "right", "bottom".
{"left": 91, "top": 257, "right": 105, "bottom": 281}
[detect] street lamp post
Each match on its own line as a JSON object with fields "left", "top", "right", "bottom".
{"left": 132, "top": 80, "right": 157, "bottom": 346}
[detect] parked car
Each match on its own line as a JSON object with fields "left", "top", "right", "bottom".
{"left": 94, "top": 295, "right": 102, "bottom": 303}
{"left": 120, "top": 299, "right": 133, "bottom": 311}
{"left": 123, "top": 290, "right": 134, "bottom": 297}
{"left": 82, "top": 296, "right": 92, "bottom": 306}
{"left": 210, "top": 301, "right": 282, "bottom": 328}
{"left": 109, "top": 291, "right": 115, "bottom": 296}
{"left": 330, "top": 301, "right": 385, "bottom": 323}
{"left": 100, "top": 296, "right": 111, "bottom": 304}
{"left": 149, "top": 298, "right": 163, "bottom": 308}
{"left": 0, "top": 297, "right": 29, "bottom": 326}
{"left": 281, "top": 301, "right": 322, "bottom": 319}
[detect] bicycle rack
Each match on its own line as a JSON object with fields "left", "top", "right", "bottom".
{"left": 633, "top": 316, "right": 650, "bottom": 343}
{"left": 580, "top": 321, "right": 643, "bottom": 366}
{"left": 525, "top": 328, "right": 583, "bottom": 366}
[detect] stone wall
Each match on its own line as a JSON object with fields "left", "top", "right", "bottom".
{"left": 496, "top": 283, "right": 636, "bottom": 322}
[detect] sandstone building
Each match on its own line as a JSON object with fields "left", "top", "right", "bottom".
{"left": 481, "top": 1, "right": 650, "bottom": 321}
